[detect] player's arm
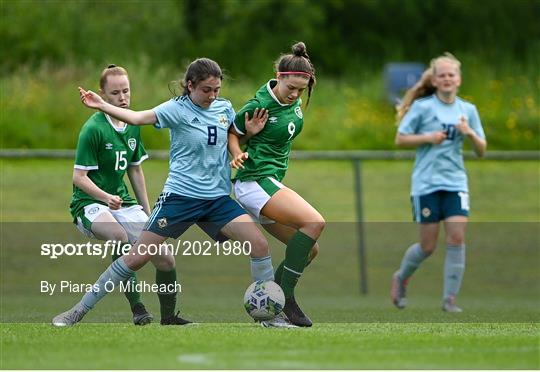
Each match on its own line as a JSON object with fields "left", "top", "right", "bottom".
{"left": 395, "top": 102, "right": 447, "bottom": 147}
{"left": 127, "top": 165, "right": 151, "bottom": 215}
{"left": 72, "top": 168, "right": 122, "bottom": 210}
{"left": 228, "top": 129, "right": 248, "bottom": 170}
{"left": 78, "top": 87, "right": 156, "bottom": 125}
{"left": 456, "top": 116, "right": 487, "bottom": 157}
{"left": 395, "top": 132, "right": 447, "bottom": 147}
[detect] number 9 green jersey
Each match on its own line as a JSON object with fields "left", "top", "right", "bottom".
{"left": 233, "top": 80, "right": 304, "bottom": 182}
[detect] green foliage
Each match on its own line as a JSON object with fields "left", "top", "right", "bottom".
{"left": 1, "top": 0, "right": 538, "bottom": 150}
{"left": 1, "top": 60, "right": 538, "bottom": 150}
{"left": 1, "top": 0, "right": 539, "bottom": 76}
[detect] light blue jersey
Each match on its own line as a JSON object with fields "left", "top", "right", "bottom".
{"left": 398, "top": 94, "right": 485, "bottom": 196}
{"left": 153, "top": 96, "right": 235, "bottom": 199}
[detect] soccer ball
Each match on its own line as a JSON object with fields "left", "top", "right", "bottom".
{"left": 243, "top": 280, "right": 285, "bottom": 321}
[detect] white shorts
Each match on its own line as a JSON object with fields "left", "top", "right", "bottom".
{"left": 234, "top": 178, "right": 285, "bottom": 224}
{"left": 75, "top": 203, "right": 148, "bottom": 243}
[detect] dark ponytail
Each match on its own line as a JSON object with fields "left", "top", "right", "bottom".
{"left": 275, "top": 42, "right": 316, "bottom": 107}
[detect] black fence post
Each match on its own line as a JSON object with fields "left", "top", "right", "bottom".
{"left": 353, "top": 159, "right": 368, "bottom": 295}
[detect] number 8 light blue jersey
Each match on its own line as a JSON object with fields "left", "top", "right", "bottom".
{"left": 153, "top": 96, "right": 235, "bottom": 199}
{"left": 398, "top": 94, "right": 486, "bottom": 196}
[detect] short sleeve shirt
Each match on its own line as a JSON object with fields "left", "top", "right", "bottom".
{"left": 398, "top": 94, "right": 485, "bottom": 196}
{"left": 153, "top": 96, "right": 235, "bottom": 199}
{"left": 233, "top": 80, "right": 304, "bottom": 182}
{"left": 70, "top": 112, "right": 148, "bottom": 217}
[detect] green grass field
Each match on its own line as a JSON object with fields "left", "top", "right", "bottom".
{"left": 1, "top": 158, "right": 539, "bottom": 369}
{"left": 2, "top": 323, "right": 538, "bottom": 369}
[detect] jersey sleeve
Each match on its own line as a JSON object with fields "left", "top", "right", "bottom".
{"left": 398, "top": 100, "right": 422, "bottom": 135}
{"left": 74, "top": 125, "right": 100, "bottom": 170}
{"left": 233, "top": 99, "right": 260, "bottom": 135}
{"left": 226, "top": 103, "right": 236, "bottom": 129}
{"left": 467, "top": 104, "right": 486, "bottom": 139}
{"left": 153, "top": 99, "right": 179, "bottom": 130}
{"left": 129, "top": 130, "right": 149, "bottom": 166}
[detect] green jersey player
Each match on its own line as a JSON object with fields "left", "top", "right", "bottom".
{"left": 229, "top": 42, "right": 324, "bottom": 327}
{"left": 69, "top": 65, "right": 153, "bottom": 325}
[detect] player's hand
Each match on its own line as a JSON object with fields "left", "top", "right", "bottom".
{"left": 456, "top": 116, "right": 473, "bottom": 136}
{"left": 106, "top": 195, "right": 123, "bottom": 210}
{"left": 230, "top": 152, "right": 248, "bottom": 169}
{"left": 245, "top": 108, "right": 268, "bottom": 137}
{"left": 79, "top": 87, "right": 104, "bottom": 109}
{"left": 429, "top": 131, "right": 447, "bottom": 144}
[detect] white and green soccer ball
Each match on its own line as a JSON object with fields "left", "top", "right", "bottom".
{"left": 243, "top": 280, "right": 285, "bottom": 321}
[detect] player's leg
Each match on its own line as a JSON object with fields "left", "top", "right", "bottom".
{"left": 52, "top": 230, "right": 165, "bottom": 326}
{"left": 147, "top": 244, "right": 191, "bottom": 325}
{"left": 234, "top": 179, "right": 322, "bottom": 327}
{"left": 392, "top": 193, "right": 440, "bottom": 309}
{"left": 92, "top": 209, "right": 152, "bottom": 325}
{"left": 203, "top": 195, "right": 274, "bottom": 282}
{"left": 259, "top": 188, "right": 324, "bottom": 327}
{"left": 142, "top": 193, "right": 196, "bottom": 325}
{"left": 113, "top": 205, "right": 156, "bottom": 324}
{"left": 261, "top": 188, "right": 324, "bottom": 292}
{"left": 441, "top": 191, "right": 469, "bottom": 312}
{"left": 262, "top": 222, "right": 319, "bottom": 286}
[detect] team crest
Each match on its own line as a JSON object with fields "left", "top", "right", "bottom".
{"left": 157, "top": 218, "right": 168, "bottom": 229}
{"left": 88, "top": 207, "right": 99, "bottom": 215}
{"left": 217, "top": 114, "right": 228, "bottom": 128}
{"left": 294, "top": 106, "right": 303, "bottom": 119}
{"left": 128, "top": 138, "right": 136, "bottom": 151}
{"left": 421, "top": 208, "right": 431, "bottom": 218}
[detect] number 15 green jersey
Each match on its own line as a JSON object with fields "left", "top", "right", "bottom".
{"left": 70, "top": 112, "right": 148, "bottom": 220}
{"left": 233, "top": 80, "right": 304, "bottom": 182}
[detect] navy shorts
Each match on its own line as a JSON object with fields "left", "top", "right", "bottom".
{"left": 145, "top": 193, "right": 246, "bottom": 240}
{"left": 411, "top": 190, "right": 470, "bottom": 223}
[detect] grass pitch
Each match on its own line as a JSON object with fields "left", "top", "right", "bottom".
{"left": 1, "top": 323, "right": 538, "bottom": 369}
{"left": 1, "top": 159, "right": 539, "bottom": 369}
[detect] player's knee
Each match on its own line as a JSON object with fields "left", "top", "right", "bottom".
{"left": 249, "top": 235, "right": 270, "bottom": 257}
{"left": 105, "top": 228, "right": 129, "bottom": 243}
{"left": 446, "top": 233, "right": 465, "bottom": 246}
{"left": 152, "top": 254, "right": 176, "bottom": 271}
{"left": 301, "top": 217, "right": 325, "bottom": 239}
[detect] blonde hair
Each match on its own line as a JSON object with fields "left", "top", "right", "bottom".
{"left": 99, "top": 64, "right": 128, "bottom": 90}
{"left": 396, "top": 52, "right": 461, "bottom": 122}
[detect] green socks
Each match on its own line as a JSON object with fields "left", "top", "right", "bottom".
{"left": 280, "top": 230, "right": 316, "bottom": 298}
{"left": 156, "top": 268, "right": 178, "bottom": 319}
{"left": 274, "top": 255, "right": 313, "bottom": 287}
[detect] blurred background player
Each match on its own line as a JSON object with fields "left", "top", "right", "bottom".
{"left": 390, "top": 53, "right": 487, "bottom": 312}
{"left": 54, "top": 58, "right": 278, "bottom": 327}
{"left": 229, "top": 42, "right": 324, "bottom": 327}
{"left": 69, "top": 64, "right": 153, "bottom": 325}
